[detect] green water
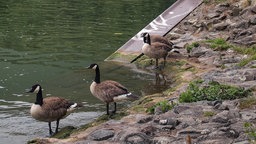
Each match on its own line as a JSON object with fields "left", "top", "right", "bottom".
{"left": 0, "top": 0, "right": 174, "bottom": 143}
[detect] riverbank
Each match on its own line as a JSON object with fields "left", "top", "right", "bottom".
{"left": 28, "top": 0, "right": 256, "bottom": 143}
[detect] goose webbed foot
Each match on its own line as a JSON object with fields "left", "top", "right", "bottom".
{"left": 48, "top": 122, "right": 54, "bottom": 136}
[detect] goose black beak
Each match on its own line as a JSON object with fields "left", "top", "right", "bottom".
{"left": 25, "top": 88, "right": 33, "bottom": 93}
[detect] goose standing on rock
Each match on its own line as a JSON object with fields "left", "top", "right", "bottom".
{"left": 87, "top": 63, "right": 138, "bottom": 115}
{"left": 27, "top": 84, "right": 80, "bottom": 136}
{"left": 140, "top": 32, "right": 174, "bottom": 47}
{"left": 131, "top": 32, "right": 179, "bottom": 67}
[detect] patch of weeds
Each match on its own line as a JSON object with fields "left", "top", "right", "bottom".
{"left": 205, "top": 38, "right": 232, "bottom": 51}
{"left": 146, "top": 100, "right": 176, "bottom": 114}
{"left": 239, "top": 96, "right": 256, "bottom": 109}
{"left": 179, "top": 80, "right": 252, "bottom": 103}
{"left": 233, "top": 45, "right": 256, "bottom": 55}
{"left": 130, "top": 105, "right": 145, "bottom": 113}
{"left": 136, "top": 57, "right": 153, "bottom": 68}
{"left": 203, "top": 111, "right": 216, "bottom": 117}
{"left": 237, "top": 54, "right": 256, "bottom": 67}
{"left": 52, "top": 126, "right": 76, "bottom": 139}
{"left": 186, "top": 42, "right": 200, "bottom": 53}
{"left": 244, "top": 122, "right": 256, "bottom": 142}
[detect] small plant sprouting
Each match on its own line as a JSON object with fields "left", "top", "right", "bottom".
{"left": 205, "top": 38, "right": 231, "bottom": 51}
{"left": 186, "top": 42, "right": 200, "bottom": 53}
{"left": 146, "top": 100, "right": 176, "bottom": 114}
{"left": 244, "top": 122, "right": 256, "bottom": 142}
{"left": 203, "top": 111, "right": 216, "bottom": 117}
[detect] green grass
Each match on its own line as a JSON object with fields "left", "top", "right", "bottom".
{"left": 186, "top": 42, "right": 200, "bottom": 53}
{"left": 204, "top": 38, "right": 232, "bottom": 51}
{"left": 239, "top": 96, "right": 256, "bottom": 109}
{"left": 203, "top": 111, "right": 216, "bottom": 117}
{"left": 179, "top": 80, "right": 252, "bottom": 103}
{"left": 244, "top": 122, "right": 256, "bottom": 142}
{"left": 237, "top": 54, "right": 256, "bottom": 67}
{"left": 146, "top": 100, "right": 176, "bottom": 114}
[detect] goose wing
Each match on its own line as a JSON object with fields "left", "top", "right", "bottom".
{"left": 94, "top": 80, "right": 129, "bottom": 102}
{"left": 42, "top": 97, "right": 73, "bottom": 118}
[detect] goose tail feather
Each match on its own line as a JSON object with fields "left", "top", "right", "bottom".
{"left": 113, "top": 92, "right": 139, "bottom": 102}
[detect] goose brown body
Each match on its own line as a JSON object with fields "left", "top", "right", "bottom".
{"left": 142, "top": 33, "right": 175, "bottom": 67}
{"left": 90, "top": 80, "right": 129, "bottom": 103}
{"left": 27, "top": 84, "right": 79, "bottom": 135}
{"left": 142, "top": 42, "right": 172, "bottom": 60}
{"left": 87, "top": 63, "right": 137, "bottom": 115}
{"left": 130, "top": 32, "right": 178, "bottom": 65}
{"left": 30, "top": 97, "right": 74, "bottom": 122}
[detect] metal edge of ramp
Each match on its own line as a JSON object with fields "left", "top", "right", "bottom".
{"left": 105, "top": 0, "right": 203, "bottom": 62}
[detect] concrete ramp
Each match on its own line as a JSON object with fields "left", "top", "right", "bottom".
{"left": 106, "top": 0, "right": 203, "bottom": 62}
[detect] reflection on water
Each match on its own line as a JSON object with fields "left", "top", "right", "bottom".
{"left": 0, "top": 0, "right": 174, "bottom": 143}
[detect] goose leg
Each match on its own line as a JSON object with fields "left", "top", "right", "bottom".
{"left": 106, "top": 103, "right": 109, "bottom": 115}
{"left": 154, "top": 59, "right": 159, "bottom": 69}
{"left": 113, "top": 102, "right": 117, "bottom": 114}
{"left": 55, "top": 119, "right": 60, "bottom": 134}
{"left": 163, "top": 57, "right": 166, "bottom": 67}
{"left": 48, "top": 122, "right": 53, "bottom": 136}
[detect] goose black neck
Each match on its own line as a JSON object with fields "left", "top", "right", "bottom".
{"left": 94, "top": 66, "right": 100, "bottom": 84}
{"left": 35, "top": 89, "right": 43, "bottom": 106}
{"left": 144, "top": 34, "right": 151, "bottom": 45}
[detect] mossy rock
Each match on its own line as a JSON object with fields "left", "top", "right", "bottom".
{"left": 51, "top": 126, "right": 76, "bottom": 139}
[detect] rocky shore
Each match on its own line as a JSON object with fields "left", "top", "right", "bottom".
{"left": 29, "top": 0, "right": 256, "bottom": 143}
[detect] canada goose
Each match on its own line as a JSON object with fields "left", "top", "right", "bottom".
{"left": 131, "top": 32, "right": 179, "bottom": 67}
{"left": 27, "top": 84, "right": 80, "bottom": 135}
{"left": 87, "top": 63, "right": 138, "bottom": 115}
{"left": 140, "top": 32, "right": 174, "bottom": 47}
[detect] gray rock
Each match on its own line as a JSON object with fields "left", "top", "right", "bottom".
{"left": 231, "top": 7, "right": 241, "bottom": 16}
{"left": 212, "top": 111, "right": 229, "bottom": 123}
{"left": 90, "top": 129, "right": 115, "bottom": 141}
{"left": 140, "top": 125, "right": 156, "bottom": 136}
{"left": 137, "top": 116, "right": 153, "bottom": 124}
{"left": 206, "top": 13, "right": 220, "bottom": 19}
{"left": 189, "top": 46, "right": 208, "bottom": 57}
{"left": 178, "top": 127, "right": 202, "bottom": 137}
{"left": 159, "top": 118, "right": 180, "bottom": 128}
{"left": 240, "top": 111, "right": 256, "bottom": 120}
{"left": 152, "top": 137, "right": 176, "bottom": 144}
{"left": 251, "top": 5, "right": 256, "bottom": 14}
{"left": 215, "top": 103, "right": 229, "bottom": 110}
{"left": 123, "top": 132, "right": 151, "bottom": 144}
{"left": 225, "top": 129, "right": 240, "bottom": 138}
{"left": 215, "top": 3, "right": 230, "bottom": 13}
{"left": 214, "top": 22, "right": 229, "bottom": 31}
{"left": 199, "top": 138, "right": 234, "bottom": 144}
{"left": 233, "top": 140, "right": 250, "bottom": 144}
{"left": 173, "top": 105, "right": 190, "bottom": 114}
{"left": 228, "top": 109, "right": 241, "bottom": 119}
{"left": 249, "top": 16, "right": 256, "bottom": 25}
{"left": 234, "top": 34, "right": 256, "bottom": 45}
{"left": 208, "top": 100, "right": 222, "bottom": 106}
{"left": 231, "top": 21, "right": 250, "bottom": 29}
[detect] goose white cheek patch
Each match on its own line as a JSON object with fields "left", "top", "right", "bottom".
{"left": 34, "top": 86, "right": 40, "bottom": 93}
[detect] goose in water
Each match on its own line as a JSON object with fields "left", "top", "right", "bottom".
{"left": 87, "top": 63, "right": 138, "bottom": 115}
{"left": 27, "top": 84, "right": 80, "bottom": 135}
{"left": 131, "top": 32, "right": 179, "bottom": 67}
{"left": 140, "top": 32, "right": 174, "bottom": 47}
